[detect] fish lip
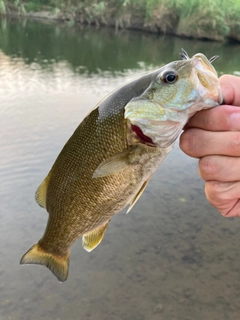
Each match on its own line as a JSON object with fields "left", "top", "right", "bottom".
{"left": 190, "top": 55, "right": 223, "bottom": 107}
{"left": 192, "top": 54, "right": 218, "bottom": 76}
{"left": 201, "top": 87, "right": 223, "bottom": 107}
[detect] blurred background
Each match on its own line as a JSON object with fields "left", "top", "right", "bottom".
{"left": 1, "top": 2, "right": 240, "bottom": 319}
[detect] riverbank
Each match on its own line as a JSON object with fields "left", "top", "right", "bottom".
{"left": 1, "top": 0, "right": 240, "bottom": 42}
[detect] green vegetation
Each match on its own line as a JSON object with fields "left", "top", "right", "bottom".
{"left": 2, "top": 0, "right": 240, "bottom": 42}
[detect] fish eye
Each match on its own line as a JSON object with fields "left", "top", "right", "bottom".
{"left": 160, "top": 69, "right": 178, "bottom": 84}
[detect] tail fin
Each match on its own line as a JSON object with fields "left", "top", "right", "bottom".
{"left": 20, "top": 244, "right": 69, "bottom": 282}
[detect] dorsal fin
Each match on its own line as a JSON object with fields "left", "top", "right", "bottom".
{"left": 82, "top": 221, "right": 110, "bottom": 252}
{"left": 35, "top": 172, "right": 52, "bottom": 209}
{"left": 126, "top": 178, "right": 150, "bottom": 214}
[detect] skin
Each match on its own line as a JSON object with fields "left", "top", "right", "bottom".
{"left": 180, "top": 75, "right": 240, "bottom": 218}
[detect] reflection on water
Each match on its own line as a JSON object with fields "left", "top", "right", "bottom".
{"left": 1, "top": 17, "right": 240, "bottom": 320}
{"left": 1, "top": 17, "right": 240, "bottom": 75}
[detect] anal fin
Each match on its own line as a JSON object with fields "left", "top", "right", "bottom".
{"left": 82, "top": 221, "right": 110, "bottom": 252}
{"left": 127, "top": 178, "right": 150, "bottom": 213}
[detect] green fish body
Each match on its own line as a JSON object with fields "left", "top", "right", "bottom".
{"left": 20, "top": 50, "right": 223, "bottom": 281}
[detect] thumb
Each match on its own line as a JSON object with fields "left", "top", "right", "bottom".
{"left": 220, "top": 75, "right": 240, "bottom": 106}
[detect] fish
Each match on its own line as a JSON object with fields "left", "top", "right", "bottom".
{"left": 20, "top": 49, "right": 223, "bottom": 282}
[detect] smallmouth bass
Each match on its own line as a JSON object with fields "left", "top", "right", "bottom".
{"left": 20, "top": 49, "right": 223, "bottom": 282}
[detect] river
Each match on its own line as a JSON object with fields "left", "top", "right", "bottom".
{"left": 1, "top": 17, "right": 240, "bottom": 320}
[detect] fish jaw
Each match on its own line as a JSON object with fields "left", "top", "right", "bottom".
{"left": 187, "top": 53, "right": 223, "bottom": 116}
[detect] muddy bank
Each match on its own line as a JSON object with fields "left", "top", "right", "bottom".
{"left": 2, "top": 2, "right": 240, "bottom": 42}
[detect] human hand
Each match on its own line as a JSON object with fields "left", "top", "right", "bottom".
{"left": 180, "top": 75, "right": 240, "bottom": 217}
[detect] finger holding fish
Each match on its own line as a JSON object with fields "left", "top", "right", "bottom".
{"left": 180, "top": 74, "right": 240, "bottom": 219}
{"left": 199, "top": 155, "right": 240, "bottom": 182}
{"left": 180, "top": 129, "right": 240, "bottom": 158}
{"left": 184, "top": 104, "right": 240, "bottom": 131}
{"left": 205, "top": 181, "right": 240, "bottom": 218}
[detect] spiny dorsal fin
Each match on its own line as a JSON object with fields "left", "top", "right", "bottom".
{"left": 126, "top": 178, "right": 150, "bottom": 214}
{"left": 82, "top": 221, "right": 110, "bottom": 252}
{"left": 20, "top": 243, "right": 69, "bottom": 282}
{"left": 35, "top": 172, "right": 52, "bottom": 208}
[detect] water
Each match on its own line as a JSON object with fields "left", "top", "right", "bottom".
{"left": 1, "top": 17, "right": 240, "bottom": 320}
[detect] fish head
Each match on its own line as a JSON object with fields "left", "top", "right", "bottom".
{"left": 125, "top": 50, "right": 223, "bottom": 148}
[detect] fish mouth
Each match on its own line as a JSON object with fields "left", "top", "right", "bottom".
{"left": 131, "top": 124, "right": 156, "bottom": 146}
{"left": 192, "top": 54, "right": 223, "bottom": 105}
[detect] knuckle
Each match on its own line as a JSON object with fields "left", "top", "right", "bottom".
{"left": 205, "top": 181, "right": 228, "bottom": 202}
{"left": 230, "top": 132, "right": 240, "bottom": 152}
{"left": 199, "top": 156, "right": 218, "bottom": 179}
{"left": 200, "top": 110, "right": 211, "bottom": 128}
{"left": 204, "top": 180, "right": 240, "bottom": 218}
{"left": 179, "top": 131, "right": 191, "bottom": 154}
{"left": 205, "top": 180, "right": 235, "bottom": 201}
{"left": 179, "top": 129, "right": 199, "bottom": 157}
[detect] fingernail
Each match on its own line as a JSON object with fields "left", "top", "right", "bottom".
{"left": 229, "top": 112, "right": 240, "bottom": 130}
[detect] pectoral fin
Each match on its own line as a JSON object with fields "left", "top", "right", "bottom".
{"left": 82, "top": 221, "right": 110, "bottom": 252}
{"left": 127, "top": 178, "right": 150, "bottom": 213}
{"left": 93, "top": 149, "right": 134, "bottom": 178}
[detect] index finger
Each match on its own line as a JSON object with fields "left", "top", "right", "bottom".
{"left": 184, "top": 104, "right": 240, "bottom": 131}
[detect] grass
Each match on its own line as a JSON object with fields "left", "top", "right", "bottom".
{"left": 0, "top": 0, "right": 6, "bottom": 14}
{"left": 2, "top": 0, "right": 240, "bottom": 41}
{"left": 225, "top": 0, "right": 240, "bottom": 41}
{"left": 176, "top": 0, "right": 230, "bottom": 41}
